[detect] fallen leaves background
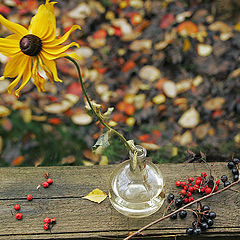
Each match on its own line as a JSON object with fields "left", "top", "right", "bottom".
{"left": 1, "top": 0, "right": 240, "bottom": 166}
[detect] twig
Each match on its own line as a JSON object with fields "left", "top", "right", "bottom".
{"left": 124, "top": 179, "right": 240, "bottom": 240}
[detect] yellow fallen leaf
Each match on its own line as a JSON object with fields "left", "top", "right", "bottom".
{"left": 82, "top": 188, "right": 107, "bottom": 203}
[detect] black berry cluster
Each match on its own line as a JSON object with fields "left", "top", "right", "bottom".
{"left": 186, "top": 204, "right": 216, "bottom": 235}
{"left": 225, "top": 158, "right": 240, "bottom": 184}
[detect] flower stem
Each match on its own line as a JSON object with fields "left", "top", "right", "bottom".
{"left": 124, "top": 178, "right": 240, "bottom": 240}
{"left": 65, "top": 56, "right": 135, "bottom": 153}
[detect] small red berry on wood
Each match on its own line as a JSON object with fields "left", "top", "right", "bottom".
{"left": 47, "top": 178, "right": 53, "bottom": 184}
{"left": 16, "top": 213, "right": 22, "bottom": 220}
{"left": 188, "top": 177, "right": 194, "bottom": 182}
{"left": 44, "top": 217, "right": 51, "bottom": 224}
{"left": 176, "top": 181, "right": 181, "bottom": 187}
{"left": 42, "top": 182, "right": 49, "bottom": 188}
{"left": 14, "top": 204, "right": 20, "bottom": 211}
{"left": 205, "top": 187, "right": 212, "bottom": 194}
{"left": 189, "top": 186, "right": 194, "bottom": 193}
{"left": 27, "top": 194, "right": 33, "bottom": 201}
{"left": 180, "top": 189, "right": 187, "bottom": 196}
{"left": 201, "top": 172, "right": 207, "bottom": 178}
{"left": 43, "top": 223, "right": 49, "bottom": 230}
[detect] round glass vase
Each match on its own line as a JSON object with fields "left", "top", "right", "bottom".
{"left": 109, "top": 145, "right": 165, "bottom": 218}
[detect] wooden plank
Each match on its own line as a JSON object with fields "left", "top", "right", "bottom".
{"left": 0, "top": 163, "right": 239, "bottom": 240}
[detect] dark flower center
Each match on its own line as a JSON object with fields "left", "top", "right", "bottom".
{"left": 20, "top": 34, "right": 42, "bottom": 56}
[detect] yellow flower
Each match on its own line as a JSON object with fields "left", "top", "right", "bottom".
{"left": 0, "top": 0, "right": 81, "bottom": 96}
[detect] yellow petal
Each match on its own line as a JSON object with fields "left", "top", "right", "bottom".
{"left": 28, "top": 2, "right": 56, "bottom": 42}
{"left": 31, "top": 57, "right": 45, "bottom": 91}
{"left": 45, "top": 25, "right": 81, "bottom": 46}
{"left": 7, "top": 55, "right": 30, "bottom": 94}
{"left": 40, "top": 53, "right": 62, "bottom": 82}
{"left": 3, "top": 53, "right": 23, "bottom": 78}
{"left": 0, "top": 37, "right": 21, "bottom": 57}
{"left": 15, "top": 57, "right": 32, "bottom": 96}
{"left": 42, "top": 42, "right": 79, "bottom": 59}
{"left": 0, "top": 15, "right": 28, "bottom": 36}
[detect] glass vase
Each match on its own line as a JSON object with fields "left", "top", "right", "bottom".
{"left": 109, "top": 145, "right": 165, "bottom": 218}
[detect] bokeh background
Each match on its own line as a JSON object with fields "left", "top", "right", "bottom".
{"left": 1, "top": 0, "right": 240, "bottom": 167}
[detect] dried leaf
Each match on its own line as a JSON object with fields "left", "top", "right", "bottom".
{"left": 179, "top": 130, "right": 193, "bottom": 146}
{"left": 178, "top": 107, "right": 200, "bottom": 128}
{"left": 82, "top": 188, "right": 107, "bottom": 203}
{"left": 0, "top": 105, "right": 11, "bottom": 117}
{"left": 0, "top": 79, "right": 10, "bottom": 93}
{"left": 177, "top": 21, "right": 198, "bottom": 36}
{"left": 197, "top": 44, "right": 212, "bottom": 57}
{"left": 141, "top": 142, "right": 160, "bottom": 151}
{"left": 61, "top": 155, "right": 76, "bottom": 165}
{"left": 209, "top": 21, "right": 232, "bottom": 33}
{"left": 71, "top": 112, "right": 93, "bottom": 125}
{"left": 99, "top": 155, "right": 108, "bottom": 165}
{"left": 139, "top": 65, "right": 161, "bottom": 82}
{"left": 92, "top": 131, "right": 111, "bottom": 152}
{"left": 203, "top": 97, "right": 225, "bottom": 111}
{"left": 162, "top": 80, "right": 177, "bottom": 98}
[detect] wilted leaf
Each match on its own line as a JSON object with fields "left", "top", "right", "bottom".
{"left": 82, "top": 188, "right": 107, "bottom": 203}
{"left": 203, "top": 97, "right": 225, "bottom": 111}
{"left": 141, "top": 142, "right": 160, "bottom": 151}
{"left": 194, "top": 123, "right": 210, "bottom": 139}
{"left": 92, "top": 131, "right": 111, "bottom": 152}
{"left": 61, "top": 155, "right": 76, "bottom": 165}
{"left": 162, "top": 80, "right": 177, "bottom": 98}
{"left": 0, "top": 79, "right": 10, "bottom": 94}
{"left": 99, "top": 155, "right": 108, "bottom": 165}
{"left": 178, "top": 107, "right": 200, "bottom": 128}
{"left": 83, "top": 149, "right": 99, "bottom": 162}
{"left": 71, "top": 112, "right": 93, "bottom": 125}
{"left": 139, "top": 65, "right": 161, "bottom": 82}
{"left": 197, "top": 44, "right": 212, "bottom": 57}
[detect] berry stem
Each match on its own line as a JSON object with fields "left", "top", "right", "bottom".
{"left": 124, "top": 178, "right": 240, "bottom": 240}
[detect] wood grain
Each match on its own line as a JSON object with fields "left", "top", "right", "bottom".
{"left": 0, "top": 163, "right": 239, "bottom": 239}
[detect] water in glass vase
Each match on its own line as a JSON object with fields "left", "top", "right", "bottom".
{"left": 109, "top": 146, "right": 165, "bottom": 218}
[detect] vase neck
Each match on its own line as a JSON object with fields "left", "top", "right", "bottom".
{"left": 129, "top": 145, "right": 147, "bottom": 173}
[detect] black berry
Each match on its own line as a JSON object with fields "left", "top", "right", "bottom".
{"left": 232, "top": 168, "right": 239, "bottom": 175}
{"left": 207, "top": 218, "right": 214, "bottom": 226}
{"left": 202, "top": 205, "right": 210, "bottom": 212}
{"left": 233, "top": 158, "right": 240, "bottom": 165}
{"left": 175, "top": 197, "right": 183, "bottom": 207}
{"left": 179, "top": 210, "right": 187, "bottom": 219}
{"left": 200, "top": 222, "right": 208, "bottom": 231}
{"left": 228, "top": 161, "right": 235, "bottom": 169}
{"left": 221, "top": 175, "right": 228, "bottom": 183}
{"left": 224, "top": 181, "right": 231, "bottom": 187}
{"left": 209, "top": 211, "right": 216, "bottom": 219}
{"left": 170, "top": 213, "right": 177, "bottom": 220}
{"left": 233, "top": 175, "right": 239, "bottom": 182}
{"left": 167, "top": 193, "right": 174, "bottom": 202}
{"left": 192, "top": 221, "right": 198, "bottom": 228}
{"left": 186, "top": 227, "right": 194, "bottom": 235}
{"left": 193, "top": 227, "right": 202, "bottom": 235}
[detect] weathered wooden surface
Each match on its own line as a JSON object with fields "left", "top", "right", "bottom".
{"left": 0, "top": 163, "right": 239, "bottom": 240}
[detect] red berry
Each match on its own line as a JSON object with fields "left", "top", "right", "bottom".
{"left": 47, "top": 178, "right": 53, "bottom": 184}
{"left": 183, "top": 186, "right": 188, "bottom": 191}
{"left": 43, "top": 223, "right": 49, "bottom": 230}
{"left": 42, "top": 182, "right": 49, "bottom": 188}
{"left": 187, "top": 182, "right": 193, "bottom": 186}
{"left": 184, "top": 198, "right": 189, "bottom": 203}
{"left": 214, "top": 186, "right": 218, "bottom": 191}
{"left": 216, "top": 179, "right": 220, "bottom": 185}
{"left": 188, "top": 177, "right": 194, "bottom": 182}
{"left": 187, "top": 191, "right": 192, "bottom": 197}
{"left": 180, "top": 189, "right": 187, "bottom": 196}
{"left": 176, "top": 181, "right": 181, "bottom": 187}
{"left": 200, "top": 187, "right": 206, "bottom": 193}
{"left": 196, "top": 176, "right": 202, "bottom": 180}
{"left": 195, "top": 179, "right": 201, "bottom": 185}
{"left": 194, "top": 184, "right": 200, "bottom": 190}
{"left": 44, "top": 217, "right": 51, "bottom": 223}
{"left": 205, "top": 187, "right": 212, "bottom": 194}
{"left": 14, "top": 204, "right": 20, "bottom": 211}
{"left": 27, "top": 194, "right": 33, "bottom": 201}
{"left": 181, "top": 181, "right": 187, "bottom": 187}
{"left": 189, "top": 197, "right": 194, "bottom": 202}
{"left": 201, "top": 172, "right": 207, "bottom": 178}
{"left": 189, "top": 186, "right": 194, "bottom": 193}
{"left": 16, "top": 213, "right": 22, "bottom": 220}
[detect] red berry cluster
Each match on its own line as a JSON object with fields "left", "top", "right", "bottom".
{"left": 43, "top": 217, "right": 56, "bottom": 230}
{"left": 42, "top": 173, "right": 53, "bottom": 188}
{"left": 175, "top": 172, "right": 219, "bottom": 204}
{"left": 14, "top": 194, "right": 33, "bottom": 220}
{"left": 14, "top": 204, "right": 22, "bottom": 220}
